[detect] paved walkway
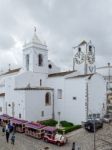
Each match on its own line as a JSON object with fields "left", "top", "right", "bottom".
{"left": 0, "top": 123, "right": 112, "bottom": 150}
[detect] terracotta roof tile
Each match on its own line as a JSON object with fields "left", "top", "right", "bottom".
{"left": 14, "top": 87, "right": 54, "bottom": 90}
{"left": 0, "top": 93, "right": 5, "bottom": 96}
{"left": 48, "top": 71, "right": 75, "bottom": 77}
{"left": 0, "top": 68, "right": 21, "bottom": 76}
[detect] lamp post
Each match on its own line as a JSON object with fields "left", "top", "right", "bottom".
{"left": 108, "top": 62, "right": 111, "bottom": 90}
{"left": 57, "top": 112, "right": 61, "bottom": 129}
{"left": 93, "top": 115, "right": 96, "bottom": 150}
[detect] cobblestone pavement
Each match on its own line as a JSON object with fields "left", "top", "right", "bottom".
{"left": 0, "top": 123, "right": 112, "bottom": 150}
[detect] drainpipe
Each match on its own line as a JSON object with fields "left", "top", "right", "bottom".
{"left": 52, "top": 89, "right": 55, "bottom": 119}
{"left": 86, "top": 82, "right": 89, "bottom": 121}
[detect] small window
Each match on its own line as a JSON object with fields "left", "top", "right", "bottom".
{"left": 89, "top": 45, "right": 92, "bottom": 51}
{"left": 40, "top": 79, "right": 42, "bottom": 86}
{"left": 73, "top": 97, "right": 77, "bottom": 100}
{"left": 48, "top": 64, "right": 52, "bottom": 69}
{"left": 45, "top": 92, "right": 51, "bottom": 105}
{"left": 57, "top": 89, "right": 62, "bottom": 99}
{"left": 0, "top": 107, "right": 2, "bottom": 112}
{"left": 41, "top": 111, "right": 44, "bottom": 117}
{"left": 38, "top": 54, "right": 43, "bottom": 66}
{"left": 78, "top": 47, "right": 81, "bottom": 52}
{"left": 19, "top": 113, "right": 21, "bottom": 119}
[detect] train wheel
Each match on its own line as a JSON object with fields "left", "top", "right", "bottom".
{"left": 44, "top": 138, "right": 48, "bottom": 143}
{"left": 57, "top": 142, "right": 61, "bottom": 146}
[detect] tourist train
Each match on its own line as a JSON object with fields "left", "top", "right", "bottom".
{"left": 0, "top": 114, "right": 67, "bottom": 146}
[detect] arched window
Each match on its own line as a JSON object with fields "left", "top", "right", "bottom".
{"left": 40, "top": 79, "right": 42, "bottom": 86}
{"left": 38, "top": 54, "right": 43, "bottom": 66}
{"left": 26, "top": 54, "right": 29, "bottom": 71}
{"left": 45, "top": 92, "right": 51, "bottom": 106}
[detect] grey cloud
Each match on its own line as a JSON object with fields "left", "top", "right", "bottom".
{"left": 0, "top": 33, "right": 15, "bottom": 50}
{"left": 0, "top": 0, "right": 112, "bottom": 71}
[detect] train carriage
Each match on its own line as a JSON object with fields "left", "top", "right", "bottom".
{"left": 11, "top": 118, "right": 28, "bottom": 133}
{"left": 25, "top": 122, "right": 45, "bottom": 139}
{"left": 0, "top": 114, "right": 12, "bottom": 126}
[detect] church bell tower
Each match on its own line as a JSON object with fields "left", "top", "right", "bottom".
{"left": 73, "top": 40, "right": 96, "bottom": 74}
{"left": 23, "top": 28, "right": 48, "bottom": 75}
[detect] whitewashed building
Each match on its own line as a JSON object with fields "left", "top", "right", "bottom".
{"left": 0, "top": 30, "right": 106, "bottom": 124}
{"left": 97, "top": 65, "right": 112, "bottom": 113}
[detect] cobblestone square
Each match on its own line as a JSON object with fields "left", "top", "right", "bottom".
{"left": 0, "top": 124, "right": 112, "bottom": 150}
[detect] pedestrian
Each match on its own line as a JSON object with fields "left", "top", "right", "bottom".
{"left": 6, "top": 129, "right": 10, "bottom": 143}
{"left": 11, "top": 133, "right": 15, "bottom": 145}
{"left": 72, "top": 142, "right": 75, "bottom": 150}
{"left": 13, "top": 124, "right": 16, "bottom": 133}
{"left": 2, "top": 126, "right": 5, "bottom": 136}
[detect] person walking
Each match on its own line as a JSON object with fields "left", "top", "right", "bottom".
{"left": 72, "top": 142, "right": 75, "bottom": 150}
{"left": 11, "top": 133, "right": 15, "bottom": 145}
{"left": 6, "top": 129, "right": 10, "bottom": 143}
{"left": 5, "top": 123, "right": 10, "bottom": 143}
{"left": 2, "top": 126, "right": 5, "bottom": 136}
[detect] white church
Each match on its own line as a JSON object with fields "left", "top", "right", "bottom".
{"left": 0, "top": 30, "right": 106, "bottom": 124}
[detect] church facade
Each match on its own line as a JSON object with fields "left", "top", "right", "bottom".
{"left": 0, "top": 30, "right": 106, "bottom": 124}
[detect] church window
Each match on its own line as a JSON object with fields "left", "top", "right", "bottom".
{"left": 78, "top": 47, "right": 81, "bottom": 52}
{"left": 41, "top": 111, "right": 44, "bottom": 117}
{"left": 40, "top": 79, "right": 42, "bottom": 86}
{"left": 73, "top": 97, "right": 77, "bottom": 100}
{"left": 48, "top": 64, "right": 52, "bottom": 69}
{"left": 45, "top": 92, "right": 51, "bottom": 105}
{"left": 57, "top": 89, "right": 62, "bottom": 99}
{"left": 26, "top": 54, "right": 29, "bottom": 71}
{"left": 19, "top": 113, "right": 21, "bottom": 118}
{"left": 38, "top": 54, "right": 43, "bottom": 66}
{"left": 89, "top": 45, "right": 92, "bottom": 51}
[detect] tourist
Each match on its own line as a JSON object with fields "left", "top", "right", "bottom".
{"left": 6, "top": 129, "right": 10, "bottom": 143}
{"left": 72, "top": 142, "right": 75, "bottom": 150}
{"left": 2, "top": 126, "right": 5, "bottom": 136}
{"left": 11, "top": 133, "right": 15, "bottom": 145}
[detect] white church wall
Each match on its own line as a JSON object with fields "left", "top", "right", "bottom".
{"left": 4, "top": 75, "right": 26, "bottom": 119}
{"left": 64, "top": 78, "right": 86, "bottom": 124}
{"left": 88, "top": 74, "right": 106, "bottom": 117}
{"left": 5, "top": 76, "right": 16, "bottom": 116}
{"left": 0, "top": 86, "right": 5, "bottom": 93}
{"left": 14, "top": 90, "right": 26, "bottom": 119}
{"left": 0, "top": 96, "right": 5, "bottom": 115}
{"left": 15, "top": 72, "right": 47, "bottom": 88}
{"left": 25, "top": 90, "right": 53, "bottom": 121}
{"left": 48, "top": 60, "right": 60, "bottom": 74}
{"left": 47, "top": 77, "right": 65, "bottom": 121}
{"left": 0, "top": 78, "right": 5, "bottom": 93}
{"left": 48, "top": 76, "right": 86, "bottom": 124}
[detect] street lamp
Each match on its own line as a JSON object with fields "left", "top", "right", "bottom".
{"left": 108, "top": 62, "right": 111, "bottom": 90}
{"left": 57, "top": 112, "right": 61, "bottom": 129}
{"left": 93, "top": 114, "right": 96, "bottom": 150}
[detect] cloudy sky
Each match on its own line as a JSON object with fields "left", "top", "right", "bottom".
{"left": 0, "top": 0, "right": 112, "bottom": 72}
